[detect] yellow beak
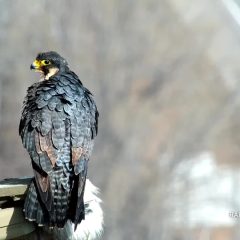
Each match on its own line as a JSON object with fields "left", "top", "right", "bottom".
{"left": 30, "top": 60, "right": 41, "bottom": 70}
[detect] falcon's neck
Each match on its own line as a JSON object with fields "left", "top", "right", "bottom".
{"left": 45, "top": 67, "right": 59, "bottom": 80}
{"left": 39, "top": 67, "right": 59, "bottom": 81}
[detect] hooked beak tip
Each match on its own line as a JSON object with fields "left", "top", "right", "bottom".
{"left": 30, "top": 64, "right": 35, "bottom": 70}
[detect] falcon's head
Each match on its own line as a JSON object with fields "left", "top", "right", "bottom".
{"left": 30, "top": 51, "right": 68, "bottom": 80}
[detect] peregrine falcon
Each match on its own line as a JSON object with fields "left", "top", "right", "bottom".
{"left": 19, "top": 51, "right": 99, "bottom": 229}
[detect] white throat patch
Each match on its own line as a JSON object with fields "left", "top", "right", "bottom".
{"left": 39, "top": 67, "right": 59, "bottom": 81}
{"left": 45, "top": 67, "right": 59, "bottom": 80}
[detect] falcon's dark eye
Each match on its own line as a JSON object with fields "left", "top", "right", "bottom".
{"left": 43, "top": 60, "right": 50, "bottom": 65}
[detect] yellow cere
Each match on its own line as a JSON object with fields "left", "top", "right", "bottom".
{"left": 32, "top": 59, "right": 50, "bottom": 69}
{"left": 32, "top": 60, "right": 41, "bottom": 69}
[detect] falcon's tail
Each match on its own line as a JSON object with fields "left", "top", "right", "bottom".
{"left": 24, "top": 172, "right": 71, "bottom": 228}
{"left": 50, "top": 167, "right": 70, "bottom": 227}
{"left": 67, "top": 174, "right": 86, "bottom": 230}
{"left": 24, "top": 180, "right": 48, "bottom": 226}
{"left": 43, "top": 179, "right": 104, "bottom": 240}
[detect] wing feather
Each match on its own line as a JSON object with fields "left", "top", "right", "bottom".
{"left": 19, "top": 72, "right": 98, "bottom": 227}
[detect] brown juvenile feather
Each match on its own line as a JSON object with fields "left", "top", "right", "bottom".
{"left": 39, "top": 133, "right": 57, "bottom": 167}
{"left": 35, "top": 170, "right": 49, "bottom": 193}
{"left": 72, "top": 147, "right": 83, "bottom": 166}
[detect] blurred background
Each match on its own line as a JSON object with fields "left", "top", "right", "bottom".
{"left": 1, "top": 0, "right": 240, "bottom": 239}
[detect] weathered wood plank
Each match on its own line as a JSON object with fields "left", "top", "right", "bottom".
{"left": 0, "top": 178, "right": 35, "bottom": 240}
{"left": 0, "top": 178, "right": 32, "bottom": 199}
{"left": 0, "top": 208, "right": 26, "bottom": 226}
{"left": 0, "top": 207, "right": 35, "bottom": 240}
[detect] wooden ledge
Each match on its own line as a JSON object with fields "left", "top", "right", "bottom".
{"left": 0, "top": 177, "right": 32, "bottom": 199}
{"left": 0, "top": 177, "right": 35, "bottom": 240}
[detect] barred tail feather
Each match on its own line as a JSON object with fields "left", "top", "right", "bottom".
{"left": 24, "top": 177, "right": 103, "bottom": 240}
{"left": 44, "top": 179, "right": 104, "bottom": 240}
{"left": 50, "top": 167, "right": 70, "bottom": 227}
{"left": 73, "top": 157, "right": 88, "bottom": 228}
{"left": 74, "top": 176, "right": 86, "bottom": 229}
{"left": 24, "top": 181, "right": 47, "bottom": 226}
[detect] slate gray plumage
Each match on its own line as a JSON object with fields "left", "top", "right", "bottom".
{"left": 19, "top": 52, "right": 99, "bottom": 229}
